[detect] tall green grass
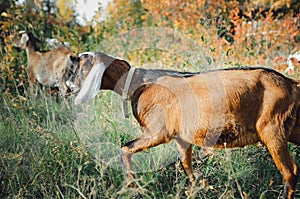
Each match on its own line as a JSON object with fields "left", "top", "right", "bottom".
{"left": 1, "top": 88, "right": 299, "bottom": 198}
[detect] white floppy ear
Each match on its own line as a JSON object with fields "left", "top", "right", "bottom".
{"left": 20, "top": 33, "right": 29, "bottom": 45}
{"left": 74, "top": 63, "right": 106, "bottom": 105}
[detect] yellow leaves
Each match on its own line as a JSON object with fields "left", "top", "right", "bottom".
{"left": 1, "top": 64, "right": 10, "bottom": 72}
{"left": 32, "top": 111, "right": 38, "bottom": 117}
{"left": 1, "top": 21, "right": 12, "bottom": 32}
{"left": 11, "top": 103, "right": 21, "bottom": 109}
{"left": 272, "top": 0, "right": 292, "bottom": 10}
{"left": 269, "top": 178, "right": 274, "bottom": 186}
{"left": 18, "top": 95, "right": 28, "bottom": 102}
{"left": 1, "top": 12, "right": 11, "bottom": 18}
{"left": 140, "top": 14, "right": 147, "bottom": 20}
{"left": 57, "top": 0, "right": 75, "bottom": 23}
{"left": 6, "top": 45, "right": 13, "bottom": 53}
{"left": 94, "top": 10, "right": 102, "bottom": 21}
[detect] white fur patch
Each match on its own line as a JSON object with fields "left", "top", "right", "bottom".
{"left": 20, "top": 33, "right": 29, "bottom": 45}
{"left": 286, "top": 52, "right": 300, "bottom": 72}
{"left": 78, "top": 52, "right": 95, "bottom": 57}
{"left": 74, "top": 63, "right": 106, "bottom": 105}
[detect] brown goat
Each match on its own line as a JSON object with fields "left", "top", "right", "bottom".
{"left": 68, "top": 52, "right": 300, "bottom": 199}
{"left": 16, "top": 31, "right": 77, "bottom": 96}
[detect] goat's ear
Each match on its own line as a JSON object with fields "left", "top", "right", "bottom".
{"left": 74, "top": 63, "right": 106, "bottom": 105}
{"left": 20, "top": 33, "right": 29, "bottom": 45}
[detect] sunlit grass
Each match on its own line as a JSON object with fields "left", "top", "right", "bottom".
{"left": 1, "top": 86, "right": 300, "bottom": 198}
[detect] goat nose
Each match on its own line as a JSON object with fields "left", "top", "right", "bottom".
{"left": 66, "top": 80, "right": 80, "bottom": 94}
{"left": 66, "top": 80, "right": 71, "bottom": 87}
{"left": 66, "top": 80, "right": 75, "bottom": 89}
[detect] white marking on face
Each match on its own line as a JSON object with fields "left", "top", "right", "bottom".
{"left": 79, "top": 52, "right": 95, "bottom": 57}
{"left": 20, "top": 33, "right": 29, "bottom": 45}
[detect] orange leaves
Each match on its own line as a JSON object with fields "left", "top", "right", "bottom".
{"left": 101, "top": 0, "right": 298, "bottom": 68}
{"left": 1, "top": 0, "right": 299, "bottom": 100}
{"left": 143, "top": 0, "right": 202, "bottom": 29}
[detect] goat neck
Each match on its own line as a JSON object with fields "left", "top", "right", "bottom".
{"left": 25, "top": 44, "right": 39, "bottom": 62}
{"left": 73, "top": 52, "right": 138, "bottom": 105}
{"left": 101, "top": 58, "right": 132, "bottom": 95}
{"left": 73, "top": 52, "right": 196, "bottom": 105}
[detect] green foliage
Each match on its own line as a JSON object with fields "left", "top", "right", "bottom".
{"left": 2, "top": 93, "right": 300, "bottom": 198}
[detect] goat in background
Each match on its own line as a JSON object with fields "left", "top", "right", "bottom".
{"left": 68, "top": 52, "right": 300, "bottom": 199}
{"left": 286, "top": 53, "right": 300, "bottom": 75}
{"left": 16, "top": 31, "right": 77, "bottom": 97}
{"left": 272, "top": 53, "right": 300, "bottom": 75}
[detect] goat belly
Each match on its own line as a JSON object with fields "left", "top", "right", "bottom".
{"left": 190, "top": 110, "right": 260, "bottom": 148}
{"left": 193, "top": 122, "right": 260, "bottom": 149}
{"left": 34, "top": 64, "right": 55, "bottom": 86}
{"left": 35, "top": 72, "right": 56, "bottom": 86}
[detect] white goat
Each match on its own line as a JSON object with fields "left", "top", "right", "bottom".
{"left": 285, "top": 52, "right": 300, "bottom": 74}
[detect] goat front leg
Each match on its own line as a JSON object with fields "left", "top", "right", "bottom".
{"left": 26, "top": 80, "right": 39, "bottom": 98}
{"left": 57, "top": 80, "right": 69, "bottom": 97}
{"left": 121, "top": 131, "right": 173, "bottom": 188}
{"left": 121, "top": 149, "right": 134, "bottom": 188}
{"left": 33, "top": 84, "right": 39, "bottom": 98}
{"left": 26, "top": 68, "right": 38, "bottom": 97}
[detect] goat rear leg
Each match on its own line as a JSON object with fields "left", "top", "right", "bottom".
{"left": 121, "top": 132, "right": 172, "bottom": 188}
{"left": 175, "top": 138, "right": 195, "bottom": 187}
{"left": 261, "top": 134, "right": 298, "bottom": 199}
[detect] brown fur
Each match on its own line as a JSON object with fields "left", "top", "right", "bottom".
{"left": 16, "top": 31, "right": 77, "bottom": 96}
{"left": 69, "top": 52, "right": 300, "bottom": 199}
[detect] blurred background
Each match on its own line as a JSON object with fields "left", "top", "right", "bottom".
{"left": 1, "top": 0, "right": 299, "bottom": 95}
